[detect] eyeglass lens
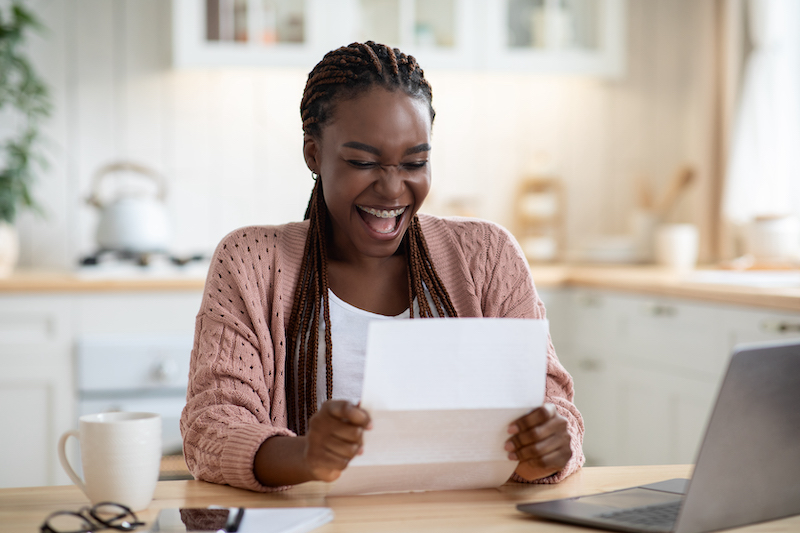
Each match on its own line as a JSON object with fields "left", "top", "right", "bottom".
{"left": 90, "top": 502, "right": 143, "bottom": 530}
{"left": 40, "top": 510, "right": 94, "bottom": 533}
{"left": 41, "top": 502, "right": 143, "bottom": 533}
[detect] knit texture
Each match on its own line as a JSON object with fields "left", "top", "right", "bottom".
{"left": 180, "top": 214, "right": 585, "bottom": 492}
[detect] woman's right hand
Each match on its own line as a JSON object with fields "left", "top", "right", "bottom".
{"left": 304, "top": 400, "right": 372, "bottom": 482}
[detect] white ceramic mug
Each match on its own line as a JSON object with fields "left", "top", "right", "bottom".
{"left": 58, "top": 412, "right": 162, "bottom": 511}
{"left": 744, "top": 215, "right": 800, "bottom": 262}
{"left": 655, "top": 224, "right": 699, "bottom": 271}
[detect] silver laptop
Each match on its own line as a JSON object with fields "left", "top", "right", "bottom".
{"left": 517, "top": 340, "right": 800, "bottom": 533}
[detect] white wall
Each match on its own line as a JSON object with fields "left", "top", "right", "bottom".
{"left": 13, "top": 0, "right": 716, "bottom": 269}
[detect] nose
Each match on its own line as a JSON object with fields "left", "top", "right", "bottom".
{"left": 373, "top": 165, "right": 405, "bottom": 199}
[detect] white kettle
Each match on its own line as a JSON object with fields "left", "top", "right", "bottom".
{"left": 86, "top": 161, "right": 171, "bottom": 253}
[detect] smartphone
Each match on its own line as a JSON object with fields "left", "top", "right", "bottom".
{"left": 150, "top": 507, "right": 244, "bottom": 532}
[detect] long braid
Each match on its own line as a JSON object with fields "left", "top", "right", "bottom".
{"left": 405, "top": 216, "right": 456, "bottom": 318}
{"left": 316, "top": 183, "right": 334, "bottom": 402}
{"left": 287, "top": 42, "right": 455, "bottom": 434}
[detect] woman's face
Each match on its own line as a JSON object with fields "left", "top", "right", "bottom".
{"left": 304, "top": 87, "right": 432, "bottom": 263}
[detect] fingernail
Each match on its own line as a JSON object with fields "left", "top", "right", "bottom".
{"left": 366, "top": 422, "right": 373, "bottom": 430}
{"left": 508, "top": 452, "right": 517, "bottom": 461}
{"left": 504, "top": 441, "right": 514, "bottom": 452}
{"left": 358, "top": 446, "right": 364, "bottom": 455}
{"left": 508, "top": 424, "right": 519, "bottom": 435}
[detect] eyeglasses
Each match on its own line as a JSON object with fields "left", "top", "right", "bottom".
{"left": 40, "top": 502, "right": 145, "bottom": 533}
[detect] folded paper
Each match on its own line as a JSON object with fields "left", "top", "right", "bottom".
{"left": 329, "top": 318, "right": 549, "bottom": 495}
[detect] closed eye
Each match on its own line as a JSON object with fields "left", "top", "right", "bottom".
{"left": 347, "top": 160, "right": 379, "bottom": 169}
{"left": 402, "top": 160, "right": 428, "bottom": 170}
{"left": 347, "top": 160, "right": 428, "bottom": 170}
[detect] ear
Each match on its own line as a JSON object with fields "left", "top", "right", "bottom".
{"left": 303, "top": 134, "right": 320, "bottom": 173}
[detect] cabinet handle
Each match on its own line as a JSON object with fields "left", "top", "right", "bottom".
{"left": 642, "top": 302, "right": 677, "bottom": 317}
{"left": 577, "top": 359, "right": 604, "bottom": 371}
{"left": 760, "top": 321, "right": 800, "bottom": 334}
{"left": 577, "top": 294, "right": 603, "bottom": 307}
{"left": 152, "top": 358, "right": 180, "bottom": 383}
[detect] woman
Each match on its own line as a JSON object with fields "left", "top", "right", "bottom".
{"left": 180, "top": 41, "right": 584, "bottom": 491}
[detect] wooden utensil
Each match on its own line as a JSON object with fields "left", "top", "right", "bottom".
{"left": 635, "top": 175, "right": 653, "bottom": 211}
{"left": 655, "top": 166, "right": 694, "bottom": 219}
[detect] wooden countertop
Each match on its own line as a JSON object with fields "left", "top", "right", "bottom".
{"left": 2, "top": 266, "right": 800, "bottom": 312}
{"left": 0, "top": 270, "right": 207, "bottom": 292}
{"left": 3, "top": 465, "right": 799, "bottom": 532}
{"left": 529, "top": 264, "right": 800, "bottom": 312}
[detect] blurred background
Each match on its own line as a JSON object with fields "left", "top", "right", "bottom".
{"left": 3, "top": 0, "right": 800, "bottom": 489}
{"left": 10, "top": 0, "right": 797, "bottom": 270}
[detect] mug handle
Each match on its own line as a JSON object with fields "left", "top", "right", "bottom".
{"left": 58, "top": 430, "right": 88, "bottom": 496}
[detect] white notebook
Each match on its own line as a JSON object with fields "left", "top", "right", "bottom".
{"left": 236, "top": 507, "right": 333, "bottom": 533}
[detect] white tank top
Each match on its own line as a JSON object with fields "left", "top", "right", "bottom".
{"left": 315, "top": 288, "right": 439, "bottom": 409}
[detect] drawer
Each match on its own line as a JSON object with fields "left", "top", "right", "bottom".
{"left": 563, "top": 289, "right": 625, "bottom": 356}
{"left": 76, "top": 292, "right": 202, "bottom": 335}
{"left": 0, "top": 296, "right": 72, "bottom": 358}
{"left": 727, "top": 307, "right": 800, "bottom": 347}
{"left": 76, "top": 334, "right": 194, "bottom": 392}
{"left": 616, "top": 295, "right": 730, "bottom": 378}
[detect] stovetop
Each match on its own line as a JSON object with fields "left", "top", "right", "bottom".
{"left": 77, "top": 250, "right": 211, "bottom": 278}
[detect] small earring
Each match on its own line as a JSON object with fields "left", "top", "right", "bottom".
{"left": 311, "top": 171, "right": 319, "bottom": 181}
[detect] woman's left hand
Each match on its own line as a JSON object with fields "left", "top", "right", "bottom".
{"left": 506, "top": 403, "right": 572, "bottom": 481}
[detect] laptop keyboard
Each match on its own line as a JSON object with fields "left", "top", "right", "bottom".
{"left": 599, "top": 500, "right": 681, "bottom": 531}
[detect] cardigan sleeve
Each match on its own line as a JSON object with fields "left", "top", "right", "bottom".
{"left": 180, "top": 229, "right": 295, "bottom": 492}
{"left": 478, "top": 223, "right": 585, "bottom": 483}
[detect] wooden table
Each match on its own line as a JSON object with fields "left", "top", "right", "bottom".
{"left": 2, "top": 465, "right": 799, "bottom": 532}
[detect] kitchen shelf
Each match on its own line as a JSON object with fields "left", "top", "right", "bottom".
{"left": 172, "top": 0, "right": 626, "bottom": 76}
{"left": 484, "top": 0, "right": 626, "bottom": 76}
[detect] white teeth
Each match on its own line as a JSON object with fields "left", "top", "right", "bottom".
{"left": 358, "top": 205, "right": 406, "bottom": 218}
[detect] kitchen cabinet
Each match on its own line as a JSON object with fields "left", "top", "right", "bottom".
{"left": 172, "top": 0, "right": 323, "bottom": 68}
{"left": 0, "top": 290, "right": 202, "bottom": 489}
{"left": 5, "top": 270, "right": 798, "bottom": 486}
{"left": 726, "top": 307, "right": 800, "bottom": 346}
{"left": 484, "top": 0, "right": 625, "bottom": 76}
{"left": 0, "top": 296, "right": 73, "bottom": 489}
{"left": 172, "top": 0, "right": 475, "bottom": 69}
{"left": 172, "top": 0, "right": 625, "bottom": 76}
{"left": 551, "top": 289, "right": 800, "bottom": 467}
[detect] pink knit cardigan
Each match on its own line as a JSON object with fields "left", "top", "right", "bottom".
{"left": 180, "top": 214, "right": 585, "bottom": 492}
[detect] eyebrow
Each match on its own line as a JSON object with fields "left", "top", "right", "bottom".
{"left": 342, "top": 141, "right": 431, "bottom": 156}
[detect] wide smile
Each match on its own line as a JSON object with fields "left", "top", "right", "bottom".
{"left": 356, "top": 204, "right": 408, "bottom": 237}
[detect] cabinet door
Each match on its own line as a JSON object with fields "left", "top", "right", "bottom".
{"left": 173, "top": 0, "right": 624, "bottom": 74}
{"left": 569, "top": 358, "right": 615, "bottom": 466}
{"left": 173, "top": 0, "right": 326, "bottom": 67}
{"left": 611, "top": 364, "right": 717, "bottom": 466}
{"left": 556, "top": 289, "right": 624, "bottom": 466}
{"left": 342, "top": 0, "right": 477, "bottom": 70}
{"left": 0, "top": 296, "right": 74, "bottom": 488}
{"left": 540, "top": 288, "right": 800, "bottom": 468}
{"left": 482, "top": 0, "right": 626, "bottom": 76}
{"left": 75, "top": 292, "right": 202, "bottom": 335}
{"left": 0, "top": 295, "right": 72, "bottom": 354}
{"left": 0, "top": 367, "right": 74, "bottom": 487}
{"left": 555, "top": 290, "right": 729, "bottom": 467}
{"left": 726, "top": 307, "right": 800, "bottom": 348}
{"left": 617, "top": 295, "right": 731, "bottom": 379}
{"left": 173, "top": 0, "right": 474, "bottom": 69}
{"left": 0, "top": 291, "right": 201, "bottom": 488}
{"left": 562, "top": 289, "right": 624, "bottom": 362}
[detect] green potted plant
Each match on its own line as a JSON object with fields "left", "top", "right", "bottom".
{"left": 0, "top": 1, "right": 51, "bottom": 275}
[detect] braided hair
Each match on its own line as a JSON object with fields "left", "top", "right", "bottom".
{"left": 287, "top": 42, "right": 457, "bottom": 434}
